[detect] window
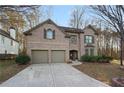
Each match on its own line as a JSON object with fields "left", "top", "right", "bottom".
{"left": 90, "top": 48, "right": 94, "bottom": 56}
{"left": 85, "top": 48, "right": 94, "bottom": 56}
{"left": 11, "top": 40, "right": 13, "bottom": 46}
{"left": 5, "top": 50, "right": 7, "bottom": 54}
{"left": 46, "top": 29, "right": 53, "bottom": 39}
{"left": 85, "top": 49, "right": 89, "bottom": 55}
{"left": 1, "top": 36, "right": 4, "bottom": 44}
{"left": 44, "top": 29, "right": 55, "bottom": 39}
{"left": 84, "top": 35, "right": 94, "bottom": 44}
{"left": 70, "top": 35, "right": 77, "bottom": 44}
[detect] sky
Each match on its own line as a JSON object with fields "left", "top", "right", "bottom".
{"left": 40, "top": 5, "right": 94, "bottom": 27}
{"left": 51, "top": 5, "right": 74, "bottom": 26}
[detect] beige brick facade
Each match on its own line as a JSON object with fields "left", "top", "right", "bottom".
{"left": 80, "top": 27, "right": 98, "bottom": 56}
{"left": 24, "top": 19, "right": 97, "bottom": 63}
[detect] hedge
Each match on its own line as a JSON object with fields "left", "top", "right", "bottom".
{"left": 15, "top": 55, "right": 30, "bottom": 65}
{"left": 80, "top": 55, "right": 113, "bottom": 63}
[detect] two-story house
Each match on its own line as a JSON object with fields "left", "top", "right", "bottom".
{"left": 0, "top": 28, "right": 19, "bottom": 59}
{"left": 24, "top": 19, "right": 98, "bottom": 64}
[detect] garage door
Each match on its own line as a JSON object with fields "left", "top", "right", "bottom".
{"left": 32, "top": 50, "right": 48, "bottom": 64}
{"left": 52, "top": 50, "right": 65, "bottom": 63}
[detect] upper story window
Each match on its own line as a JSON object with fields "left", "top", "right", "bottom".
{"left": 70, "top": 35, "right": 77, "bottom": 44}
{"left": 44, "top": 29, "right": 55, "bottom": 39}
{"left": 84, "top": 35, "right": 94, "bottom": 44}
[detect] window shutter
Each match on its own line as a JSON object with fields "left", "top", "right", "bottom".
{"left": 53, "top": 30, "right": 55, "bottom": 39}
{"left": 84, "top": 36, "right": 86, "bottom": 43}
{"left": 92, "top": 36, "right": 94, "bottom": 43}
{"left": 44, "top": 29, "right": 46, "bottom": 39}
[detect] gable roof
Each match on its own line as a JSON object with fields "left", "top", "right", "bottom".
{"left": 0, "top": 29, "right": 18, "bottom": 42}
{"left": 24, "top": 19, "right": 84, "bottom": 35}
{"left": 83, "top": 25, "right": 99, "bottom": 35}
{"left": 24, "top": 19, "right": 62, "bottom": 35}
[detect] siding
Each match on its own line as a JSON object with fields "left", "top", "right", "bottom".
{"left": 0, "top": 34, "right": 19, "bottom": 54}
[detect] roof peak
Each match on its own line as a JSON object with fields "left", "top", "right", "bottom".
{"left": 43, "top": 18, "right": 56, "bottom": 25}
{"left": 24, "top": 19, "right": 84, "bottom": 34}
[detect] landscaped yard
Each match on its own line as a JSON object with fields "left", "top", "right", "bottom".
{"left": 0, "top": 60, "right": 29, "bottom": 84}
{"left": 73, "top": 61, "right": 124, "bottom": 86}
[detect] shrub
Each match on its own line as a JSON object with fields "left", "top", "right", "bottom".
{"left": 80, "top": 55, "right": 113, "bottom": 63}
{"left": 80, "top": 55, "right": 96, "bottom": 62}
{"left": 98, "top": 55, "right": 113, "bottom": 63}
{"left": 15, "top": 55, "right": 30, "bottom": 65}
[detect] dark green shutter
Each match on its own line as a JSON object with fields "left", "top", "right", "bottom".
{"left": 53, "top": 30, "right": 55, "bottom": 39}
{"left": 84, "top": 35, "right": 86, "bottom": 43}
{"left": 92, "top": 36, "right": 94, "bottom": 43}
{"left": 44, "top": 29, "right": 46, "bottom": 39}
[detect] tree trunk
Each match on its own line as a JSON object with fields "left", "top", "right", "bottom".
{"left": 120, "top": 36, "right": 123, "bottom": 66}
{"left": 111, "top": 39, "right": 113, "bottom": 57}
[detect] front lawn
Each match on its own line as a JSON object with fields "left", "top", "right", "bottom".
{"left": 0, "top": 60, "right": 29, "bottom": 84}
{"left": 73, "top": 62, "right": 124, "bottom": 86}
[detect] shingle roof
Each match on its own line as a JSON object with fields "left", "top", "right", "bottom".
{"left": 58, "top": 26, "right": 84, "bottom": 33}
{"left": 24, "top": 19, "right": 84, "bottom": 35}
{"left": 0, "top": 29, "right": 18, "bottom": 42}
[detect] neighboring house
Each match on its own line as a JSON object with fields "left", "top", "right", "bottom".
{"left": 24, "top": 19, "right": 98, "bottom": 64}
{"left": 0, "top": 29, "right": 19, "bottom": 57}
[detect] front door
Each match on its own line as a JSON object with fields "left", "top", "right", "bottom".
{"left": 70, "top": 50, "right": 78, "bottom": 61}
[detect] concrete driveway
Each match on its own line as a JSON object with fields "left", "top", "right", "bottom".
{"left": 0, "top": 63, "right": 109, "bottom": 87}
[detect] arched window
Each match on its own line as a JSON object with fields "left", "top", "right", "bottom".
{"left": 44, "top": 29, "right": 55, "bottom": 39}
{"left": 46, "top": 29, "right": 53, "bottom": 39}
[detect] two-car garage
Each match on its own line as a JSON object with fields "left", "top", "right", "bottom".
{"left": 31, "top": 50, "right": 65, "bottom": 64}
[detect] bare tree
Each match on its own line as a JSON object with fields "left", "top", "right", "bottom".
{"left": 46, "top": 6, "right": 53, "bottom": 19}
{"left": 91, "top": 5, "right": 124, "bottom": 66}
{"left": 69, "top": 7, "right": 85, "bottom": 29}
{"left": 0, "top": 5, "right": 42, "bottom": 30}
{"left": 0, "top": 5, "right": 41, "bottom": 54}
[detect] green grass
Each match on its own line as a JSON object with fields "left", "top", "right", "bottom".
{"left": 73, "top": 62, "right": 124, "bottom": 86}
{"left": 0, "top": 60, "right": 29, "bottom": 84}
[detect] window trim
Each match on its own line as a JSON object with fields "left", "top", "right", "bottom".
{"left": 44, "top": 28, "right": 55, "bottom": 40}
{"left": 84, "top": 35, "right": 94, "bottom": 44}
